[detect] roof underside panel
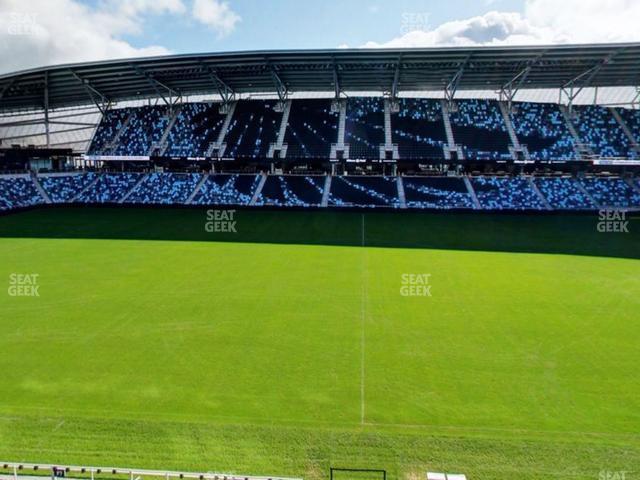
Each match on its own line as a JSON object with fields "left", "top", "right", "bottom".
{"left": 1, "top": 43, "right": 639, "bottom": 113}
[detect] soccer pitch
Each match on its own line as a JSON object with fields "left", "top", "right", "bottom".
{"left": 0, "top": 208, "right": 639, "bottom": 480}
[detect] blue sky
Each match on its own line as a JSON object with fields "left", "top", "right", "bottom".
{"left": 0, "top": 0, "right": 638, "bottom": 74}
{"left": 124, "top": 0, "right": 523, "bottom": 52}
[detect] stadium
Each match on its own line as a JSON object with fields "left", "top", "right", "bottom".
{"left": 1, "top": 15, "right": 640, "bottom": 480}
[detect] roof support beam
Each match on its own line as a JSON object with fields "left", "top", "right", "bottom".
{"left": 444, "top": 55, "right": 470, "bottom": 107}
{"left": 560, "top": 50, "right": 621, "bottom": 114}
{"left": 69, "top": 70, "right": 110, "bottom": 115}
{"left": 268, "top": 63, "right": 289, "bottom": 104}
{"left": 390, "top": 56, "right": 402, "bottom": 102}
{"left": 499, "top": 51, "right": 547, "bottom": 109}
{"left": 332, "top": 60, "right": 342, "bottom": 99}
{"left": 200, "top": 63, "right": 235, "bottom": 105}
{"left": 500, "top": 66, "right": 531, "bottom": 110}
{"left": 130, "top": 65, "right": 179, "bottom": 107}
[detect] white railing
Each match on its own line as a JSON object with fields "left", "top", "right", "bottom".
{"left": 0, "top": 461, "right": 301, "bottom": 480}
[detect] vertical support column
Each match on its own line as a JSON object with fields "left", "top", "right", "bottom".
{"left": 44, "top": 71, "right": 50, "bottom": 148}
{"left": 321, "top": 174, "right": 332, "bottom": 207}
{"left": 396, "top": 176, "right": 407, "bottom": 209}
{"left": 337, "top": 100, "right": 346, "bottom": 145}
{"left": 249, "top": 173, "right": 267, "bottom": 205}
{"left": 440, "top": 99, "right": 455, "bottom": 148}
{"left": 269, "top": 99, "right": 291, "bottom": 158}
{"left": 383, "top": 98, "right": 392, "bottom": 146}
{"left": 331, "top": 99, "right": 348, "bottom": 160}
{"left": 463, "top": 176, "right": 481, "bottom": 210}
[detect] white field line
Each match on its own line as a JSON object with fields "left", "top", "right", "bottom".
{"left": 360, "top": 213, "right": 366, "bottom": 425}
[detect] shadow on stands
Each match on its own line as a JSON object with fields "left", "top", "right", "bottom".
{"left": 0, "top": 205, "right": 639, "bottom": 260}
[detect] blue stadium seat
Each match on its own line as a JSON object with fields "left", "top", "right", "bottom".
{"left": 403, "top": 177, "right": 472, "bottom": 209}
{"left": 224, "top": 101, "right": 281, "bottom": 158}
{"left": 573, "top": 106, "right": 631, "bottom": 158}
{"left": 393, "top": 99, "right": 446, "bottom": 160}
{"left": 89, "top": 109, "right": 131, "bottom": 154}
{"left": 255, "top": 175, "right": 325, "bottom": 206}
{"left": 616, "top": 108, "right": 640, "bottom": 157}
{"left": 113, "top": 106, "right": 170, "bottom": 156}
{"left": 165, "top": 103, "right": 226, "bottom": 157}
{"left": 284, "top": 100, "right": 338, "bottom": 158}
{"left": 75, "top": 173, "right": 143, "bottom": 203}
{"left": 0, "top": 176, "right": 43, "bottom": 210}
{"left": 345, "top": 98, "right": 385, "bottom": 159}
{"left": 471, "top": 177, "right": 544, "bottom": 210}
{"left": 192, "top": 174, "right": 261, "bottom": 205}
{"left": 449, "top": 100, "right": 512, "bottom": 161}
{"left": 40, "top": 173, "right": 97, "bottom": 202}
{"left": 534, "top": 177, "right": 594, "bottom": 210}
{"left": 125, "top": 172, "right": 200, "bottom": 204}
{"left": 329, "top": 176, "right": 399, "bottom": 207}
{"left": 580, "top": 178, "right": 640, "bottom": 208}
{"left": 510, "top": 102, "right": 576, "bottom": 160}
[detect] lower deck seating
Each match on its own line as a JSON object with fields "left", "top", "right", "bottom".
{"left": 255, "top": 175, "right": 325, "bottom": 206}
{"left": 75, "top": 173, "right": 142, "bottom": 203}
{"left": 192, "top": 174, "right": 260, "bottom": 206}
{"left": 580, "top": 178, "right": 640, "bottom": 208}
{"left": 403, "top": 177, "right": 472, "bottom": 209}
{"left": 0, "top": 176, "right": 42, "bottom": 210}
{"left": 534, "top": 178, "right": 594, "bottom": 210}
{"left": 40, "top": 173, "right": 97, "bottom": 202}
{"left": 125, "top": 173, "right": 200, "bottom": 204}
{"left": 329, "top": 176, "right": 399, "bottom": 207}
{"left": 471, "top": 177, "right": 544, "bottom": 210}
{"left": 2, "top": 173, "right": 638, "bottom": 212}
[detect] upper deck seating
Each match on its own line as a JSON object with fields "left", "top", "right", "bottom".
{"left": 510, "top": 102, "right": 576, "bottom": 160}
{"left": 344, "top": 98, "right": 385, "bottom": 159}
{"left": 449, "top": 100, "right": 512, "bottom": 161}
{"left": 224, "top": 101, "right": 281, "bottom": 158}
{"left": 393, "top": 99, "right": 447, "bottom": 160}
{"left": 284, "top": 100, "right": 338, "bottom": 158}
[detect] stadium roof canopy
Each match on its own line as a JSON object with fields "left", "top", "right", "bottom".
{"left": 1, "top": 42, "right": 640, "bottom": 113}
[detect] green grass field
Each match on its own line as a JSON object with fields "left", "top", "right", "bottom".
{"left": 0, "top": 207, "right": 639, "bottom": 480}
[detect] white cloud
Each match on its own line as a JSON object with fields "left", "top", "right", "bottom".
{"left": 360, "top": 0, "right": 640, "bottom": 48}
{"left": 0, "top": 0, "right": 184, "bottom": 74}
{"left": 192, "top": 0, "right": 240, "bottom": 37}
